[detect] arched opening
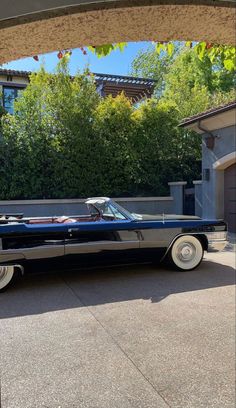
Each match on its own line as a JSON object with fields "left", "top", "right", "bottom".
{"left": 0, "top": 1, "right": 235, "bottom": 64}
{"left": 213, "top": 151, "right": 236, "bottom": 170}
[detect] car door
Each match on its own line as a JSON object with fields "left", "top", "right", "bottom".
{"left": 1, "top": 224, "right": 65, "bottom": 272}
{"left": 64, "top": 220, "right": 140, "bottom": 269}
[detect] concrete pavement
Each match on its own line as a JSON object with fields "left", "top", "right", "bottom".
{"left": 0, "top": 251, "right": 235, "bottom": 407}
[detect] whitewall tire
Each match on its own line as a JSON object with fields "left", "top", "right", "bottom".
{"left": 169, "top": 235, "right": 204, "bottom": 271}
{"left": 0, "top": 266, "right": 15, "bottom": 292}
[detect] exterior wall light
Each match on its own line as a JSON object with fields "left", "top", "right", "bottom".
{"left": 205, "top": 136, "right": 216, "bottom": 150}
{"left": 197, "top": 121, "right": 220, "bottom": 150}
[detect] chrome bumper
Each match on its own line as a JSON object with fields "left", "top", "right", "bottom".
{"left": 206, "top": 232, "right": 228, "bottom": 252}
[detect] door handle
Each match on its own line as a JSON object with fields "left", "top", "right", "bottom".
{"left": 68, "top": 228, "right": 79, "bottom": 233}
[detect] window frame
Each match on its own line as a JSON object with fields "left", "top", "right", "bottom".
{"left": 1, "top": 84, "right": 26, "bottom": 114}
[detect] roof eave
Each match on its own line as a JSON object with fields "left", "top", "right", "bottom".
{"left": 179, "top": 102, "right": 236, "bottom": 129}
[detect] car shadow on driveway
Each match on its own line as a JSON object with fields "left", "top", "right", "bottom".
{"left": 0, "top": 258, "right": 235, "bottom": 319}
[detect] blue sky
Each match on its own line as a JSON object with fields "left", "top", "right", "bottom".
{"left": 2, "top": 42, "right": 151, "bottom": 76}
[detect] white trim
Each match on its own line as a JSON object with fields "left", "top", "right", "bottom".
{"left": 0, "top": 196, "right": 173, "bottom": 205}
{"left": 193, "top": 180, "right": 202, "bottom": 185}
{"left": 116, "top": 197, "right": 173, "bottom": 202}
{"left": 213, "top": 151, "right": 236, "bottom": 170}
{"left": 168, "top": 181, "right": 187, "bottom": 186}
{"left": 0, "top": 198, "right": 86, "bottom": 205}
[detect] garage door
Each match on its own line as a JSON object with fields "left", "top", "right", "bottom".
{"left": 224, "top": 163, "right": 236, "bottom": 233}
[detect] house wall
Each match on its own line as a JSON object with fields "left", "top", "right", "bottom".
{"left": 0, "top": 75, "right": 29, "bottom": 85}
{"left": 202, "top": 124, "right": 236, "bottom": 219}
{"left": 193, "top": 181, "right": 202, "bottom": 217}
{"left": 0, "top": 75, "right": 29, "bottom": 93}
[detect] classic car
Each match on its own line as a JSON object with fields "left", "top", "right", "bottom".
{"left": 0, "top": 197, "right": 227, "bottom": 291}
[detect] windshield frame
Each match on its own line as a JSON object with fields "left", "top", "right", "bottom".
{"left": 85, "top": 198, "right": 135, "bottom": 221}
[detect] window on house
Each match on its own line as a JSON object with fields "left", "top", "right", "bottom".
{"left": 2, "top": 86, "right": 23, "bottom": 114}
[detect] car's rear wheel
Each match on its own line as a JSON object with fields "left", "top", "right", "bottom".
{"left": 168, "top": 235, "right": 204, "bottom": 271}
{"left": 0, "top": 266, "right": 15, "bottom": 292}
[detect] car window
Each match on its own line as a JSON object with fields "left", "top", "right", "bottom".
{"left": 92, "top": 202, "right": 127, "bottom": 220}
{"left": 109, "top": 204, "right": 126, "bottom": 220}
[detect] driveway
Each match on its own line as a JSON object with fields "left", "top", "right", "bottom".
{"left": 0, "top": 251, "right": 235, "bottom": 408}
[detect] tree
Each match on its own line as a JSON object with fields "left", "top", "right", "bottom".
{"left": 93, "top": 93, "right": 136, "bottom": 196}
{"left": 1, "top": 60, "right": 137, "bottom": 199}
{"left": 3, "top": 55, "right": 227, "bottom": 200}
{"left": 90, "top": 42, "right": 236, "bottom": 72}
{"left": 0, "top": 59, "right": 99, "bottom": 199}
{"left": 131, "top": 99, "right": 201, "bottom": 195}
{"left": 130, "top": 44, "right": 176, "bottom": 96}
{"left": 162, "top": 51, "right": 211, "bottom": 118}
{"left": 131, "top": 47, "right": 228, "bottom": 189}
{"left": 131, "top": 44, "right": 235, "bottom": 114}
{"left": 131, "top": 99, "right": 177, "bottom": 195}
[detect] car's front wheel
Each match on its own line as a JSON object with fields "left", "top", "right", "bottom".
{"left": 168, "top": 235, "right": 204, "bottom": 271}
{"left": 0, "top": 266, "right": 15, "bottom": 292}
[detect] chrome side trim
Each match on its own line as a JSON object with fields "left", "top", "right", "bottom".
{"left": 0, "top": 245, "right": 64, "bottom": 260}
{"left": 65, "top": 240, "right": 139, "bottom": 254}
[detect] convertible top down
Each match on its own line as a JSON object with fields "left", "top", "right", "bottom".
{"left": 0, "top": 197, "right": 227, "bottom": 291}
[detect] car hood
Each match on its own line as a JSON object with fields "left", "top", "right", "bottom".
{"left": 132, "top": 213, "right": 201, "bottom": 221}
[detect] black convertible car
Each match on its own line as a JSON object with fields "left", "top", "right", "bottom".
{"left": 0, "top": 197, "right": 227, "bottom": 291}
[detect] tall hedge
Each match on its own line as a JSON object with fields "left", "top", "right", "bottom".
{"left": 0, "top": 60, "right": 201, "bottom": 199}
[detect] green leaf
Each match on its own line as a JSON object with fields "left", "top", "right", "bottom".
{"left": 116, "top": 43, "right": 127, "bottom": 52}
{"left": 223, "top": 59, "right": 235, "bottom": 71}
{"left": 87, "top": 44, "right": 113, "bottom": 58}
{"left": 185, "top": 41, "right": 192, "bottom": 48}
{"left": 208, "top": 48, "right": 217, "bottom": 63}
{"left": 88, "top": 43, "right": 127, "bottom": 58}
{"left": 155, "top": 43, "right": 165, "bottom": 55}
{"left": 167, "top": 43, "right": 174, "bottom": 56}
{"left": 195, "top": 42, "right": 206, "bottom": 61}
{"left": 89, "top": 41, "right": 235, "bottom": 72}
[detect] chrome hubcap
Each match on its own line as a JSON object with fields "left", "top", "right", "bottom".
{"left": 177, "top": 243, "right": 196, "bottom": 262}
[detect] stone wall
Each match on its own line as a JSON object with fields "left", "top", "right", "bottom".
{"left": 0, "top": 182, "right": 189, "bottom": 217}
{"left": 0, "top": 197, "right": 174, "bottom": 217}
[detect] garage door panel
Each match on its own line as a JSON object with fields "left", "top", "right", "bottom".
{"left": 224, "top": 163, "right": 236, "bottom": 233}
{"left": 226, "top": 189, "right": 236, "bottom": 201}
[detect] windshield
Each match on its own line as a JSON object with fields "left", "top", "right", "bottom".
{"left": 86, "top": 199, "right": 133, "bottom": 221}
{"left": 94, "top": 202, "right": 126, "bottom": 220}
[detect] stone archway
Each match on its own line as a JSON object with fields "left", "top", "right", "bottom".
{"left": 0, "top": 1, "right": 235, "bottom": 64}
{"left": 213, "top": 152, "right": 236, "bottom": 171}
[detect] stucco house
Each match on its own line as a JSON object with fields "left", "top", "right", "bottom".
{"left": 0, "top": 68, "right": 156, "bottom": 114}
{"left": 180, "top": 101, "right": 236, "bottom": 235}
